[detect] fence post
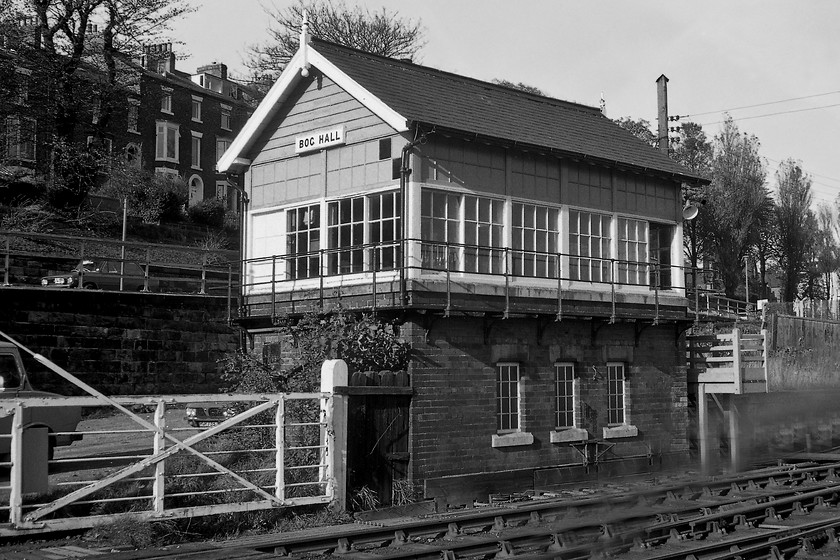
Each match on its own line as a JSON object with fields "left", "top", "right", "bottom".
{"left": 152, "top": 401, "right": 166, "bottom": 514}
{"left": 732, "top": 328, "right": 743, "bottom": 395}
{"left": 275, "top": 397, "right": 286, "bottom": 502}
{"left": 320, "top": 359, "right": 348, "bottom": 511}
{"left": 9, "top": 403, "right": 23, "bottom": 526}
{"left": 144, "top": 248, "right": 151, "bottom": 292}
{"left": 199, "top": 253, "right": 207, "bottom": 295}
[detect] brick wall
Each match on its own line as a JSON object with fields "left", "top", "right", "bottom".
{"left": 0, "top": 287, "right": 239, "bottom": 395}
{"left": 405, "top": 315, "right": 689, "bottom": 484}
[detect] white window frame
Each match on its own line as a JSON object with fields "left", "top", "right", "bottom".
{"left": 568, "top": 209, "right": 612, "bottom": 283}
{"left": 190, "top": 131, "right": 202, "bottom": 169}
{"left": 220, "top": 103, "right": 232, "bottom": 131}
{"left": 155, "top": 120, "right": 179, "bottom": 163}
{"left": 160, "top": 87, "right": 173, "bottom": 114}
{"left": 603, "top": 362, "right": 638, "bottom": 439}
{"left": 191, "top": 95, "right": 203, "bottom": 123}
{"left": 216, "top": 137, "right": 231, "bottom": 164}
{"left": 463, "top": 195, "right": 505, "bottom": 274}
{"left": 492, "top": 362, "right": 534, "bottom": 448}
{"left": 512, "top": 201, "right": 560, "bottom": 278}
{"left": 617, "top": 217, "right": 649, "bottom": 286}
{"left": 550, "top": 362, "right": 589, "bottom": 443}
{"left": 286, "top": 203, "right": 321, "bottom": 280}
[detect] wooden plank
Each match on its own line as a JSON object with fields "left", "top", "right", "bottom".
{"left": 698, "top": 371, "right": 735, "bottom": 383}
{"left": 705, "top": 356, "right": 734, "bottom": 363}
{"left": 743, "top": 368, "right": 766, "bottom": 381}
{"left": 701, "top": 383, "right": 737, "bottom": 393}
{"left": 741, "top": 383, "right": 767, "bottom": 394}
{"left": 334, "top": 386, "right": 413, "bottom": 396}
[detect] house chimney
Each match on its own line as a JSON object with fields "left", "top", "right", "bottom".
{"left": 142, "top": 42, "right": 175, "bottom": 73}
{"left": 197, "top": 62, "right": 228, "bottom": 80}
{"left": 656, "top": 74, "right": 669, "bottom": 155}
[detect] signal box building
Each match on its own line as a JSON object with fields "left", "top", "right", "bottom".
{"left": 219, "top": 35, "right": 706, "bottom": 505}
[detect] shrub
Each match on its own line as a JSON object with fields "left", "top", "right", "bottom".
{"left": 0, "top": 201, "right": 54, "bottom": 232}
{"left": 47, "top": 142, "right": 99, "bottom": 210}
{"left": 98, "top": 163, "right": 188, "bottom": 224}
{"left": 188, "top": 198, "right": 226, "bottom": 228}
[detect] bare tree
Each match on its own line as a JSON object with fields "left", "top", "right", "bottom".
{"left": 773, "top": 159, "right": 815, "bottom": 301}
{"left": 246, "top": 0, "right": 425, "bottom": 82}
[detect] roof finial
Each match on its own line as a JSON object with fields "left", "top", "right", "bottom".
{"left": 599, "top": 92, "right": 606, "bottom": 116}
{"left": 300, "top": 10, "right": 311, "bottom": 77}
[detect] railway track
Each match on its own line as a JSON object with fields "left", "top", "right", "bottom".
{"left": 90, "top": 459, "right": 840, "bottom": 559}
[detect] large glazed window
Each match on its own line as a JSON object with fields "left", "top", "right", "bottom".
{"left": 327, "top": 197, "right": 365, "bottom": 275}
{"left": 463, "top": 196, "right": 504, "bottom": 274}
{"left": 569, "top": 210, "right": 611, "bottom": 282}
{"left": 155, "top": 121, "right": 179, "bottom": 163}
{"left": 512, "top": 203, "right": 559, "bottom": 278}
{"left": 286, "top": 204, "right": 320, "bottom": 279}
{"left": 368, "top": 191, "right": 401, "bottom": 270}
{"left": 617, "top": 217, "right": 648, "bottom": 286}
{"left": 421, "top": 190, "right": 461, "bottom": 270}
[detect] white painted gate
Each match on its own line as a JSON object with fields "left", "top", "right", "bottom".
{"left": 0, "top": 333, "right": 347, "bottom": 536}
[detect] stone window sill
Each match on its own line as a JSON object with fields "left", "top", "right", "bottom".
{"left": 602, "top": 425, "right": 638, "bottom": 439}
{"left": 491, "top": 431, "right": 534, "bottom": 448}
{"left": 550, "top": 427, "right": 589, "bottom": 443}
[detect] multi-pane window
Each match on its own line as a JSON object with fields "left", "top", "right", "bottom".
{"left": 220, "top": 104, "right": 232, "bottom": 130}
{"left": 569, "top": 210, "right": 611, "bottom": 282}
{"left": 191, "top": 132, "right": 202, "bottom": 169}
{"left": 127, "top": 100, "right": 139, "bottom": 133}
{"left": 4, "top": 116, "right": 36, "bottom": 161}
{"left": 327, "top": 197, "right": 365, "bottom": 275}
{"left": 155, "top": 121, "right": 179, "bottom": 162}
{"left": 286, "top": 204, "right": 320, "bottom": 280}
{"left": 513, "top": 203, "right": 560, "bottom": 278}
{"left": 421, "top": 190, "right": 461, "bottom": 270}
{"left": 607, "top": 363, "right": 626, "bottom": 425}
{"left": 555, "top": 363, "right": 575, "bottom": 429}
{"left": 496, "top": 363, "right": 520, "bottom": 433}
{"left": 160, "top": 88, "right": 173, "bottom": 113}
{"left": 650, "top": 223, "right": 674, "bottom": 289}
{"left": 368, "top": 191, "right": 401, "bottom": 270}
{"left": 617, "top": 218, "right": 648, "bottom": 286}
{"left": 191, "top": 96, "right": 203, "bottom": 122}
{"left": 463, "top": 196, "right": 504, "bottom": 274}
{"left": 216, "top": 138, "right": 231, "bottom": 163}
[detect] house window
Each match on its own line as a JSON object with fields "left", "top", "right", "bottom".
{"left": 155, "top": 121, "right": 179, "bottom": 162}
{"left": 555, "top": 363, "right": 575, "bottom": 429}
{"left": 617, "top": 217, "right": 648, "bottom": 286}
{"left": 286, "top": 204, "right": 320, "bottom": 280}
{"left": 14, "top": 68, "right": 31, "bottom": 104}
{"left": 161, "top": 87, "right": 173, "bottom": 114}
{"left": 607, "top": 363, "right": 626, "bottom": 425}
{"left": 127, "top": 100, "right": 139, "bottom": 133}
{"left": 421, "top": 190, "right": 461, "bottom": 270}
{"left": 496, "top": 363, "right": 520, "bottom": 433}
{"left": 191, "top": 131, "right": 202, "bottom": 169}
{"left": 512, "top": 202, "right": 560, "bottom": 278}
{"left": 569, "top": 210, "right": 611, "bottom": 282}
{"left": 191, "top": 96, "right": 203, "bottom": 122}
{"left": 216, "top": 138, "right": 231, "bottom": 163}
{"left": 327, "top": 197, "right": 365, "bottom": 275}
{"left": 463, "top": 196, "right": 504, "bottom": 274}
{"left": 378, "top": 138, "right": 391, "bottom": 160}
{"left": 220, "top": 104, "right": 232, "bottom": 130}
{"left": 368, "top": 191, "right": 401, "bottom": 270}
{"left": 4, "top": 116, "right": 36, "bottom": 161}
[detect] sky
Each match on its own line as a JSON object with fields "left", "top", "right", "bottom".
{"left": 169, "top": 0, "right": 840, "bottom": 207}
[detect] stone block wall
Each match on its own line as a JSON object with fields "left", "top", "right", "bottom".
{"left": 0, "top": 287, "right": 239, "bottom": 395}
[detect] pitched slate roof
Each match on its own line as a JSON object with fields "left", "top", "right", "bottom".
{"left": 312, "top": 39, "right": 702, "bottom": 182}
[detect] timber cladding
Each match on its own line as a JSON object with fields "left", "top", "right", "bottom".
{"left": 404, "top": 314, "right": 689, "bottom": 491}
{"left": 0, "top": 287, "right": 238, "bottom": 395}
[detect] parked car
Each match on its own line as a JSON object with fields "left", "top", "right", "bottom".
{"left": 185, "top": 402, "right": 236, "bottom": 428}
{"left": 40, "top": 259, "right": 158, "bottom": 292}
{"left": 0, "top": 342, "right": 83, "bottom": 459}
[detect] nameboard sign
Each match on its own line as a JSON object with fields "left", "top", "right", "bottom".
{"left": 295, "top": 126, "right": 346, "bottom": 154}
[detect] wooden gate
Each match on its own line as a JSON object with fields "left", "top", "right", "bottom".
{"left": 344, "top": 391, "right": 411, "bottom": 509}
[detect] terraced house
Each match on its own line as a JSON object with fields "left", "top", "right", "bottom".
{"left": 218, "top": 31, "right": 707, "bottom": 506}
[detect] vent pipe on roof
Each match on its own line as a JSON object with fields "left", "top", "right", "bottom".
{"left": 656, "top": 74, "right": 669, "bottom": 155}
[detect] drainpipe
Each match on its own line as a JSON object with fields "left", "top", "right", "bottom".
{"left": 226, "top": 175, "right": 249, "bottom": 324}
{"left": 399, "top": 131, "right": 430, "bottom": 307}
